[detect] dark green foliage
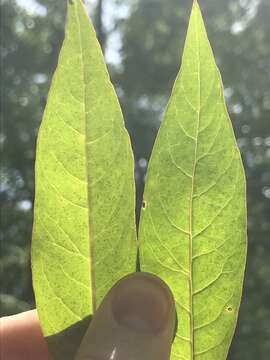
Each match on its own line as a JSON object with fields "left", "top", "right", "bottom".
{"left": 1, "top": 0, "right": 65, "bottom": 315}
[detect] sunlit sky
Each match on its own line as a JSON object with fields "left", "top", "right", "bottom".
{"left": 15, "top": 0, "right": 261, "bottom": 63}
{"left": 15, "top": 0, "right": 130, "bottom": 64}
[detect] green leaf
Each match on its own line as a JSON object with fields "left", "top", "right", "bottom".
{"left": 31, "top": 0, "right": 136, "bottom": 355}
{"left": 139, "top": 2, "right": 247, "bottom": 359}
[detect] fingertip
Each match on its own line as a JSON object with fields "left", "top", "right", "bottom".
{"left": 112, "top": 272, "right": 175, "bottom": 334}
{"left": 76, "top": 272, "right": 176, "bottom": 360}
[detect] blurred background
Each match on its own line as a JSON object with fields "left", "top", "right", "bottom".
{"left": 1, "top": 0, "right": 270, "bottom": 358}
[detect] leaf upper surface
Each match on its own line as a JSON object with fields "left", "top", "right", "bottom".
{"left": 32, "top": 0, "right": 137, "bottom": 355}
{"left": 139, "top": 2, "right": 247, "bottom": 359}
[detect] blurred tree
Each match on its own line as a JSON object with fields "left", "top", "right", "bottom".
{"left": 1, "top": 0, "right": 66, "bottom": 314}
{"left": 1, "top": 0, "right": 269, "bottom": 358}
{"left": 96, "top": 0, "right": 105, "bottom": 49}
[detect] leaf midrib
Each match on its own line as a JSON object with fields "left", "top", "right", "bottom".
{"left": 74, "top": 1, "right": 97, "bottom": 313}
{"left": 188, "top": 8, "right": 201, "bottom": 359}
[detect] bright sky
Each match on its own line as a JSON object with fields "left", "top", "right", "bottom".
{"left": 15, "top": 0, "right": 129, "bottom": 64}
{"left": 15, "top": 0, "right": 261, "bottom": 63}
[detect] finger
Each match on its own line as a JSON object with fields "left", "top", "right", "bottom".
{"left": 0, "top": 310, "right": 51, "bottom": 360}
{"left": 75, "top": 272, "right": 176, "bottom": 360}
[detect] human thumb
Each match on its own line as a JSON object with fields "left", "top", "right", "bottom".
{"left": 75, "top": 272, "right": 176, "bottom": 360}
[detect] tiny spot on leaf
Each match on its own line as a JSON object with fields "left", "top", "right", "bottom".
{"left": 142, "top": 200, "right": 147, "bottom": 210}
{"left": 226, "top": 306, "right": 233, "bottom": 313}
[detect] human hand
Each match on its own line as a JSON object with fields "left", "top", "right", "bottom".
{"left": 1, "top": 272, "right": 176, "bottom": 360}
{"left": 0, "top": 309, "right": 51, "bottom": 359}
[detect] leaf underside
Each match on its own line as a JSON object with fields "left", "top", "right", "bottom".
{"left": 32, "top": 0, "right": 136, "bottom": 356}
{"left": 139, "top": 2, "right": 247, "bottom": 360}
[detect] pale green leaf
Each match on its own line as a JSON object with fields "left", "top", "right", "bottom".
{"left": 139, "top": 2, "right": 247, "bottom": 359}
{"left": 31, "top": 0, "right": 136, "bottom": 356}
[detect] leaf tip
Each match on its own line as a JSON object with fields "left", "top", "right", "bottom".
{"left": 193, "top": 0, "right": 200, "bottom": 9}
